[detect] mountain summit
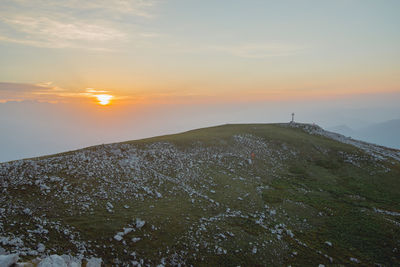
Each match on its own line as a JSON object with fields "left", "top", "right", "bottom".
{"left": 1, "top": 123, "right": 399, "bottom": 266}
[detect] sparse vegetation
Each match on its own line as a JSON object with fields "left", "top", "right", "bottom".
{"left": 0, "top": 123, "right": 399, "bottom": 266}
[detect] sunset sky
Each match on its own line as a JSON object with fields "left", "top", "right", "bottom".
{"left": 1, "top": 0, "right": 400, "bottom": 161}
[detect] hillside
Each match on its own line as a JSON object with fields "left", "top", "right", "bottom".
{"left": 1, "top": 123, "right": 400, "bottom": 266}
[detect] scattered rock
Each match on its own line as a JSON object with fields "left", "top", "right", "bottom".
{"left": 37, "top": 243, "right": 45, "bottom": 253}
{"left": 37, "top": 255, "right": 67, "bottom": 267}
{"left": 114, "top": 234, "right": 123, "bottom": 241}
{"left": 86, "top": 257, "right": 102, "bottom": 267}
{"left": 135, "top": 218, "right": 145, "bottom": 229}
{"left": 23, "top": 208, "right": 32, "bottom": 215}
{"left": 60, "top": 255, "right": 81, "bottom": 267}
{"left": 0, "top": 254, "right": 19, "bottom": 267}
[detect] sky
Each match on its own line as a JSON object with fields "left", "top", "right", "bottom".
{"left": 0, "top": 0, "right": 400, "bottom": 162}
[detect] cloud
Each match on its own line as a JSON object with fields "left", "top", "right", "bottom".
{"left": 0, "top": 16, "right": 126, "bottom": 49}
{"left": 0, "top": 82, "right": 45, "bottom": 92}
{"left": 209, "top": 43, "right": 307, "bottom": 58}
{"left": 0, "top": 82, "right": 123, "bottom": 104}
{"left": 0, "top": 0, "right": 159, "bottom": 50}
{"left": 0, "top": 82, "right": 65, "bottom": 103}
{"left": 7, "top": 0, "right": 157, "bottom": 18}
{"left": 85, "top": 88, "right": 110, "bottom": 94}
{"left": 0, "top": 82, "right": 78, "bottom": 103}
{"left": 4, "top": 17, "right": 125, "bottom": 42}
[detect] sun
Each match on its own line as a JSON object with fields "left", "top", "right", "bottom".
{"left": 96, "top": 94, "right": 113, "bottom": 105}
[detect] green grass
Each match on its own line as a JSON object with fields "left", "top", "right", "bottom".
{"left": 2, "top": 123, "right": 400, "bottom": 266}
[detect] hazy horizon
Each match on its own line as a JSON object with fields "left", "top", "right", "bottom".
{"left": 1, "top": 0, "right": 399, "bottom": 162}
{"left": 1, "top": 91, "right": 399, "bottom": 162}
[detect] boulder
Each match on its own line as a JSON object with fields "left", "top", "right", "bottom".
{"left": 86, "top": 257, "right": 102, "bottom": 267}
{"left": 37, "top": 255, "right": 67, "bottom": 267}
{"left": 0, "top": 254, "right": 19, "bottom": 267}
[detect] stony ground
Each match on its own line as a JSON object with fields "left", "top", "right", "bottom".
{"left": 0, "top": 123, "right": 399, "bottom": 266}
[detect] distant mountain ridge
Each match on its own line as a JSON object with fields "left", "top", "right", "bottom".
{"left": 327, "top": 124, "right": 354, "bottom": 137}
{"left": 0, "top": 123, "right": 399, "bottom": 266}
{"left": 328, "top": 118, "right": 400, "bottom": 149}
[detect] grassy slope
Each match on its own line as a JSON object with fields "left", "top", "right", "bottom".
{"left": 1, "top": 123, "right": 400, "bottom": 266}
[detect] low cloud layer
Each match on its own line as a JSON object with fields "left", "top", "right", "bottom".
{"left": 0, "top": 82, "right": 60, "bottom": 102}
{"left": 1, "top": 94, "right": 400, "bottom": 162}
{"left": 0, "top": 82, "right": 117, "bottom": 103}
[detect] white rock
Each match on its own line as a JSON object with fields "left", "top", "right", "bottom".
{"left": 114, "top": 234, "right": 123, "bottom": 241}
{"left": 38, "top": 255, "right": 67, "bottom": 267}
{"left": 350, "top": 257, "right": 360, "bottom": 263}
{"left": 60, "top": 255, "right": 81, "bottom": 267}
{"left": 325, "top": 241, "right": 332, "bottom": 247}
{"left": 23, "top": 208, "right": 32, "bottom": 215}
{"left": 374, "top": 208, "right": 400, "bottom": 216}
{"left": 136, "top": 218, "right": 145, "bottom": 229}
{"left": 16, "top": 262, "right": 35, "bottom": 267}
{"left": 37, "top": 243, "right": 46, "bottom": 253}
{"left": 123, "top": 228, "right": 134, "bottom": 235}
{"left": 37, "top": 243, "right": 45, "bottom": 253}
{"left": 86, "top": 257, "right": 102, "bottom": 267}
{"left": 0, "top": 254, "right": 19, "bottom": 267}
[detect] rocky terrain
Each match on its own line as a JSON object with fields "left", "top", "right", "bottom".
{"left": 0, "top": 123, "right": 399, "bottom": 266}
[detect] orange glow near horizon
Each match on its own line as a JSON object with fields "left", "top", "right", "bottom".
{"left": 96, "top": 94, "right": 113, "bottom": 105}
